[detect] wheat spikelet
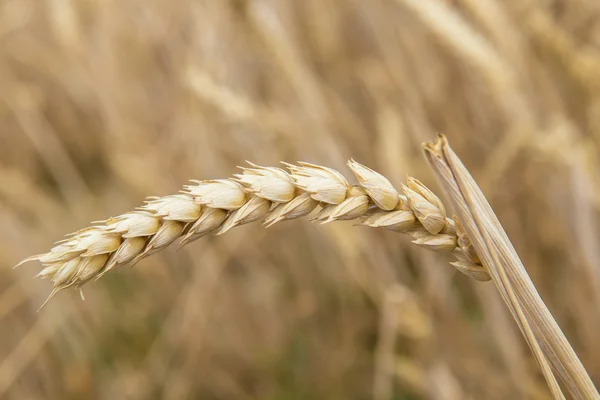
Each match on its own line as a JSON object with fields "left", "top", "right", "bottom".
{"left": 16, "top": 159, "right": 488, "bottom": 308}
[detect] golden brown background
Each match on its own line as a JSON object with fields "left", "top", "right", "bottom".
{"left": 2, "top": 0, "right": 600, "bottom": 398}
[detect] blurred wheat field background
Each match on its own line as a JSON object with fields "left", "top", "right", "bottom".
{"left": 2, "top": 0, "right": 600, "bottom": 399}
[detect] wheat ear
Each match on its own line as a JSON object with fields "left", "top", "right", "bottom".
{"left": 16, "top": 160, "right": 487, "bottom": 308}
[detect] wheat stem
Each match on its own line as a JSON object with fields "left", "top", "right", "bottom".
{"left": 424, "top": 134, "right": 599, "bottom": 400}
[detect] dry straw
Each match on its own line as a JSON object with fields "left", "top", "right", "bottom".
{"left": 424, "top": 134, "right": 598, "bottom": 400}
{"left": 17, "top": 135, "right": 597, "bottom": 399}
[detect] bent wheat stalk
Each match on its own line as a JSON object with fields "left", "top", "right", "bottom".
{"left": 17, "top": 141, "right": 597, "bottom": 399}
{"left": 17, "top": 160, "right": 487, "bottom": 309}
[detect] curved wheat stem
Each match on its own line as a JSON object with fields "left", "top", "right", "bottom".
{"left": 16, "top": 159, "right": 488, "bottom": 308}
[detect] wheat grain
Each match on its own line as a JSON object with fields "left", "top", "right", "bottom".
{"left": 16, "top": 159, "right": 488, "bottom": 308}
